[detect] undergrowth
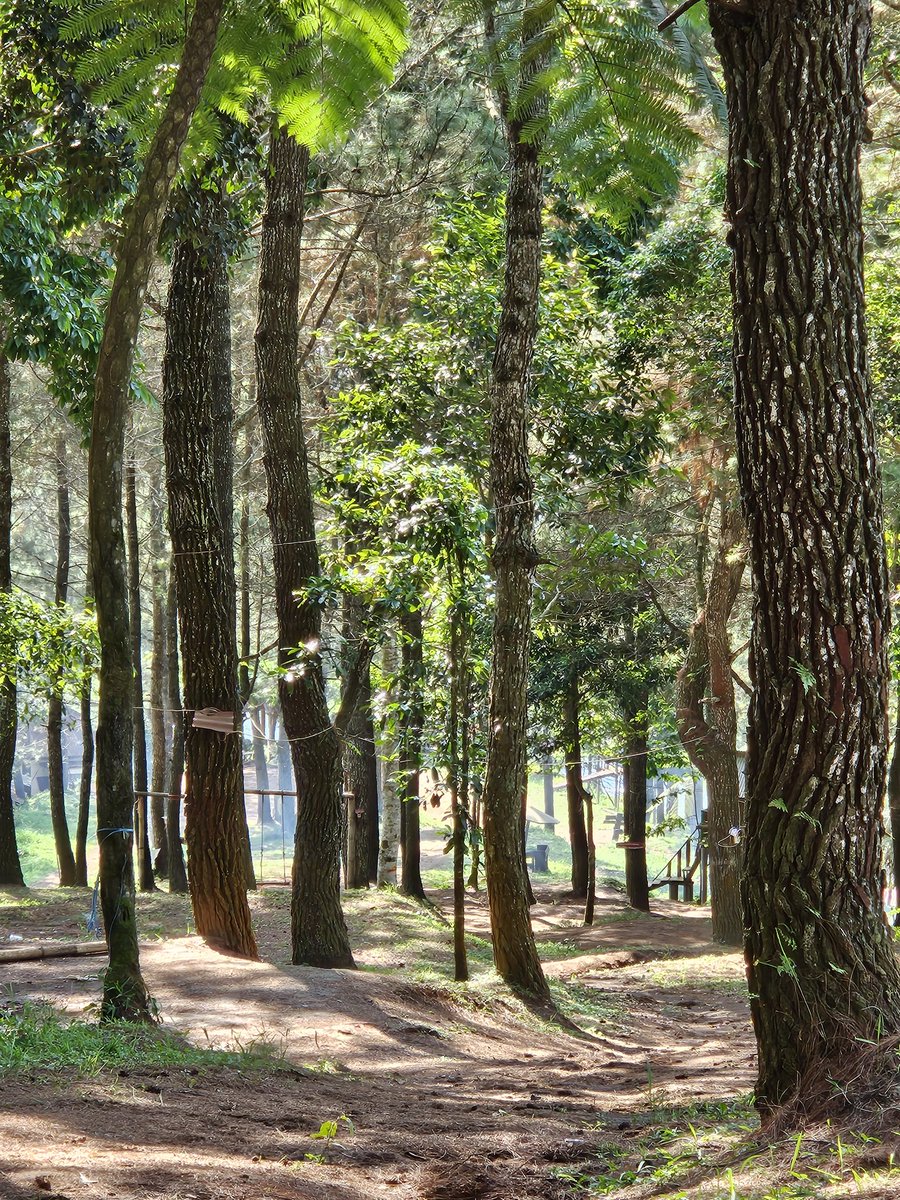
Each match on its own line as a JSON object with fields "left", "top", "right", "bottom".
{"left": 552, "top": 1096, "right": 900, "bottom": 1198}
{"left": 0, "top": 1003, "right": 285, "bottom": 1078}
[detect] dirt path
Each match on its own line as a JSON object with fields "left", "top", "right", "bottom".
{"left": 0, "top": 888, "right": 754, "bottom": 1200}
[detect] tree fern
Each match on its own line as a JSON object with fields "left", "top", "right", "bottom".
{"left": 58, "top": 0, "right": 409, "bottom": 155}
{"left": 467, "top": 0, "right": 710, "bottom": 224}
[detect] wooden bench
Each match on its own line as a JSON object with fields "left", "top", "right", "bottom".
{"left": 525, "top": 844, "right": 550, "bottom": 873}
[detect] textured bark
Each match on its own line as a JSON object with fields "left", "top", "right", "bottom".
{"left": 88, "top": 0, "right": 225, "bottom": 1019}
{"left": 562, "top": 665, "right": 589, "bottom": 898}
{"left": 164, "top": 568, "right": 188, "bottom": 894}
{"left": 366, "top": 709, "right": 380, "bottom": 883}
{"left": 75, "top": 542, "right": 94, "bottom": 889}
{"left": 583, "top": 790, "right": 596, "bottom": 927}
{"left": 676, "top": 495, "right": 746, "bottom": 945}
{"left": 74, "top": 666, "right": 94, "bottom": 888}
{"left": 399, "top": 607, "right": 426, "bottom": 900}
{"left": 342, "top": 620, "right": 376, "bottom": 891}
{"left": 163, "top": 179, "right": 256, "bottom": 958}
{"left": 890, "top": 697, "right": 900, "bottom": 923}
{"left": 711, "top": 0, "right": 900, "bottom": 1112}
{"left": 236, "top": 438, "right": 261, "bottom": 878}
{"left": 255, "top": 130, "right": 352, "bottom": 968}
{"left": 0, "top": 354, "right": 23, "bottom": 887}
{"left": 479, "top": 1, "right": 551, "bottom": 1000}
{"left": 449, "top": 603, "right": 468, "bottom": 981}
{"left": 149, "top": 496, "right": 168, "bottom": 876}
{"left": 623, "top": 698, "right": 650, "bottom": 913}
{"left": 126, "top": 458, "right": 155, "bottom": 893}
{"left": 378, "top": 638, "right": 401, "bottom": 887}
{"left": 48, "top": 433, "right": 77, "bottom": 886}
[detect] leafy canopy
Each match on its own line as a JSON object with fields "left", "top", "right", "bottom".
{"left": 60, "top": 0, "right": 409, "bottom": 157}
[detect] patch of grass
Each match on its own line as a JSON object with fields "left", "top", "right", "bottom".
{"left": 549, "top": 979, "right": 625, "bottom": 1034}
{"left": 535, "top": 939, "right": 583, "bottom": 961}
{"left": 556, "top": 1097, "right": 900, "bottom": 1199}
{"left": 12, "top": 791, "right": 97, "bottom": 886}
{"left": 0, "top": 1003, "right": 284, "bottom": 1078}
{"left": 645, "top": 954, "right": 747, "bottom": 998}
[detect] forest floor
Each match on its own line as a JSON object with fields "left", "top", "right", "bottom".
{"left": 0, "top": 882, "right": 897, "bottom": 1200}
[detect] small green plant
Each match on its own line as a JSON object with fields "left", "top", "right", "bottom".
{"left": 300, "top": 1115, "right": 355, "bottom": 1164}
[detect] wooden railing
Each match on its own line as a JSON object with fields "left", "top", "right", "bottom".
{"left": 648, "top": 813, "right": 708, "bottom": 903}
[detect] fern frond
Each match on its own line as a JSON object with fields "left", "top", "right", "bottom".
{"left": 58, "top": 0, "right": 409, "bottom": 156}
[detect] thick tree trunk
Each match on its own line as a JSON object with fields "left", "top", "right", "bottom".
{"left": 125, "top": 457, "right": 155, "bottom": 892}
{"left": 163, "top": 179, "right": 256, "bottom": 958}
{"left": 164, "top": 568, "right": 188, "bottom": 894}
{"left": 562, "top": 665, "right": 589, "bottom": 899}
{"left": 399, "top": 607, "right": 426, "bottom": 900}
{"left": 48, "top": 433, "right": 77, "bottom": 886}
{"left": 676, "top": 495, "right": 746, "bottom": 945}
{"left": 255, "top": 130, "right": 353, "bottom": 968}
{"left": 711, "top": 0, "right": 900, "bottom": 1113}
{"left": 0, "top": 354, "right": 23, "bottom": 887}
{"left": 88, "top": 0, "right": 225, "bottom": 1019}
{"left": 479, "top": 2, "right": 551, "bottom": 1000}
{"left": 623, "top": 701, "right": 650, "bottom": 913}
{"left": 149, "top": 496, "right": 168, "bottom": 876}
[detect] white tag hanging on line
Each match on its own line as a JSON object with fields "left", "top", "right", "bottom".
{"left": 192, "top": 708, "right": 238, "bottom": 733}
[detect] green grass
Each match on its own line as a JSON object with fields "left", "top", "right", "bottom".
{"left": 553, "top": 1096, "right": 900, "bottom": 1199}
{"left": 0, "top": 1003, "right": 285, "bottom": 1078}
{"left": 12, "top": 790, "right": 97, "bottom": 886}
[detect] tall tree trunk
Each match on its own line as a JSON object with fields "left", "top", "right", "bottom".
{"left": 676, "top": 495, "right": 746, "bottom": 945}
{"left": 75, "top": 545, "right": 95, "bottom": 889}
{"left": 87, "top": 0, "right": 225, "bottom": 1019}
{"left": 125, "top": 456, "right": 155, "bottom": 892}
{"left": 399, "top": 607, "right": 426, "bottom": 900}
{"left": 450, "top": 600, "right": 468, "bottom": 982}
{"left": 342, "top": 596, "right": 376, "bottom": 891}
{"left": 0, "top": 354, "right": 23, "bottom": 887}
{"left": 252, "top": 706, "right": 272, "bottom": 826}
{"left": 254, "top": 129, "right": 353, "bottom": 968}
{"left": 74, "top": 669, "right": 94, "bottom": 889}
{"left": 276, "top": 712, "right": 295, "bottom": 833}
{"left": 236, "top": 432, "right": 260, "bottom": 881}
{"left": 163, "top": 178, "right": 256, "bottom": 958}
{"left": 583, "top": 789, "right": 596, "bottom": 926}
{"left": 890, "top": 690, "right": 900, "bottom": 925}
{"left": 48, "top": 432, "right": 77, "bottom": 886}
{"left": 149, "top": 495, "right": 168, "bottom": 876}
{"left": 164, "top": 568, "right": 188, "bottom": 894}
{"left": 377, "top": 639, "right": 401, "bottom": 887}
{"left": 479, "top": 1, "right": 551, "bottom": 1000}
{"left": 365, "top": 700, "right": 380, "bottom": 884}
{"left": 711, "top": 0, "right": 900, "bottom": 1114}
{"left": 562, "top": 664, "right": 589, "bottom": 899}
{"left": 622, "top": 696, "right": 650, "bottom": 913}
